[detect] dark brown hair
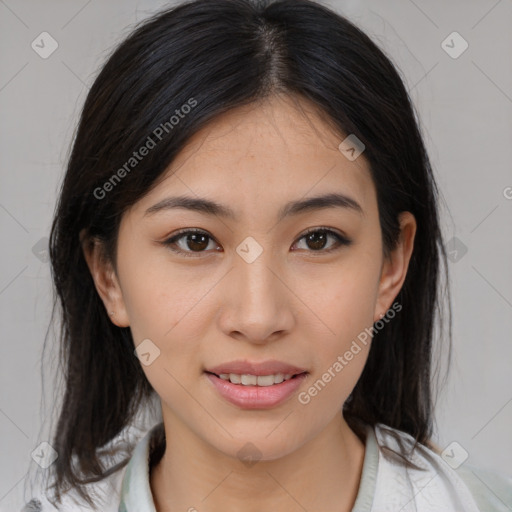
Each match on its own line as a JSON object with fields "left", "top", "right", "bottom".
{"left": 41, "top": 0, "right": 452, "bottom": 508}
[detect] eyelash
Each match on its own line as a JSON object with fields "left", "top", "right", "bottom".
{"left": 162, "top": 227, "right": 352, "bottom": 258}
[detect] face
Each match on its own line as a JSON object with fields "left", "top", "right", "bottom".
{"left": 85, "top": 93, "right": 415, "bottom": 461}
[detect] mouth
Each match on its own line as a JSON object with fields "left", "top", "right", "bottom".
{"left": 204, "top": 370, "right": 309, "bottom": 409}
{"left": 204, "top": 370, "right": 308, "bottom": 386}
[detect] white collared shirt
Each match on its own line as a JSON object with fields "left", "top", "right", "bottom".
{"left": 21, "top": 421, "right": 512, "bottom": 511}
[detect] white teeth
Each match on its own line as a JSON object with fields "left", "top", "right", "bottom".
{"left": 256, "top": 375, "right": 274, "bottom": 386}
{"left": 241, "top": 374, "right": 257, "bottom": 385}
{"left": 216, "top": 373, "right": 295, "bottom": 385}
{"left": 272, "top": 373, "right": 285, "bottom": 384}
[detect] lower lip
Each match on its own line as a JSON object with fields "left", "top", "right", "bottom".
{"left": 205, "top": 372, "right": 308, "bottom": 409}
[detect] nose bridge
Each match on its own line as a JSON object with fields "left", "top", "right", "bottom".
{"left": 235, "top": 237, "right": 281, "bottom": 306}
{"left": 221, "top": 236, "right": 292, "bottom": 340}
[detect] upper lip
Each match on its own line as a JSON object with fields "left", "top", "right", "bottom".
{"left": 205, "top": 360, "right": 308, "bottom": 376}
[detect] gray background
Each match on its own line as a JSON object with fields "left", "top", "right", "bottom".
{"left": 1, "top": 0, "right": 511, "bottom": 510}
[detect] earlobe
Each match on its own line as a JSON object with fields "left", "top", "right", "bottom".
{"left": 80, "top": 229, "right": 130, "bottom": 327}
{"left": 374, "top": 211, "right": 416, "bottom": 323}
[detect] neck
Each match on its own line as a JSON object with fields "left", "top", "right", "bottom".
{"left": 150, "top": 412, "right": 366, "bottom": 512}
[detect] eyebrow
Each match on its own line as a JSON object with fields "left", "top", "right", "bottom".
{"left": 144, "top": 192, "right": 364, "bottom": 221}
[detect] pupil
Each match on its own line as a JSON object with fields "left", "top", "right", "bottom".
{"left": 188, "top": 233, "right": 208, "bottom": 251}
{"left": 307, "top": 231, "right": 327, "bottom": 250}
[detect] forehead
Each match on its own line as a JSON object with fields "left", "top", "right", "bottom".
{"left": 138, "top": 94, "right": 376, "bottom": 218}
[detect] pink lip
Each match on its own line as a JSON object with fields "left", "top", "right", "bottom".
{"left": 205, "top": 359, "right": 307, "bottom": 376}
{"left": 205, "top": 372, "right": 308, "bottom": 409}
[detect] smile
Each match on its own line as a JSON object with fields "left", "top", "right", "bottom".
{"left": 214, "top": 372, "right": 296, "bottom": 386}
{"left": 205, "top": 371, "right": 308, "bottom": 409}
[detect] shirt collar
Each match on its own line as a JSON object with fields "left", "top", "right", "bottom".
{"left": 118, "top": 422, "right": 162, "bottom": 512}
{"left": 118, "top": 421, "right": 378, "bottom": 512}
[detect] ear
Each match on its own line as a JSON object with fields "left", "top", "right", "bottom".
{"left": 80, "top": 229, "right": 130, "bottom": 327}
{"left": 373, "top": 211, "right": 416, "bottom": 323}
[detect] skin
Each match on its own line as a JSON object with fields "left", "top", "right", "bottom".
{"left": 83, "top": 93, "right": 416, "bottom": 512}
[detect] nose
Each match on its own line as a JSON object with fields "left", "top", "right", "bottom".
{"left": 216, "top": 247, "right": 295, "bottom": 344}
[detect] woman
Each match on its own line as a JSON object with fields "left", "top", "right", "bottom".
{"left": 24, "top": 0, "right": 512, "bottom": 510}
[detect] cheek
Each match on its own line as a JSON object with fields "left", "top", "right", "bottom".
{"left": 293, "top": 253, "right": 380, "bottom": 397}
{"left": 295, "top": 256, "right": 380, "bottom": 342}
{"left": 117, "top": 250, "right": 218, "bottom": 396}
{"left": 331, "top": 277, "right": 379, "bottom": 340}
{"left": 122, "top": 270, "right": 207, "bottom": 405}
{"left": 296, "top": 274, "right": 376, "bottom": 412}
{"left": 117, "top": 243, "right": 211, "bottom": 341}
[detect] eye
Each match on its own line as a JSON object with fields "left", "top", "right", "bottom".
{"left": 292, "top": 227, "right": 352, "bottom": 254}
{"left": 162, "top": 227, "right": 351, "bottom": 258}
{"left": 162, "top": 228, "right": 220, "bottom": 257}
